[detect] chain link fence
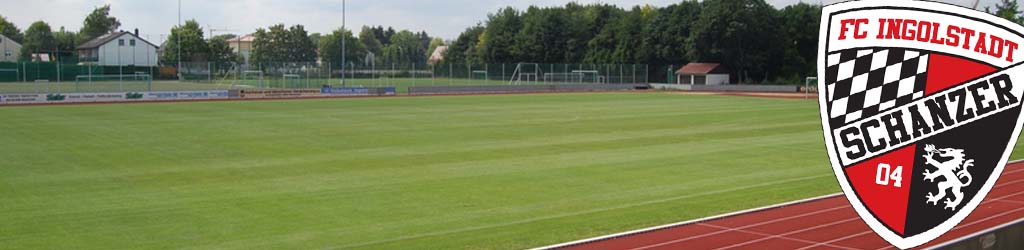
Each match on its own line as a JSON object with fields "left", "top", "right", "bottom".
{"left": 0, "top": 61, "right": 648, "bottom": 94}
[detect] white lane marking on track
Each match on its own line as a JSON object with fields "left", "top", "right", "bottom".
{"left": 534, "top": 161, "right": 1024, "bottom": 250}
{"left": 636, "top": 168, "right": 1024, "bottom": 250}
{"left": 625, "top": 206, "right": 851, "bottom": 250}
{"left": 711, "top": 217, "right": 864, "bottom": 250}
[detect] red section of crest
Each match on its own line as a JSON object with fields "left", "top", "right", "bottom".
{"left": 845, "top": 145, "right": 917, "bottom": 235}
{"left": 926, "top": 54, "right": 997, "bottom": 95}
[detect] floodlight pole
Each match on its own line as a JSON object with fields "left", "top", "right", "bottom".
{"left": 177, "top": 0, "right": 182, "bottom": 80}
{"left": 341, "top": 0, "right": 346, "bottom": 86}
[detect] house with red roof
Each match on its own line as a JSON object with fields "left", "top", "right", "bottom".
{"left": 675, "top": 63, "right": 730, "bottom": 85}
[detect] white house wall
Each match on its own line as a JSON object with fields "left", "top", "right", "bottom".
{"left": 706, "top": 74, "right": 730, "bottom": 85}
{"left": 0, "top": 36, "right": 20, "bottom": 62}
{"left": 97, "top": 34, "right": 158, "bottom": 67}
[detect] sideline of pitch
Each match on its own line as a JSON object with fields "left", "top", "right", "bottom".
{"left": 533, "top": 159, "right": 1024, "bottom": 250}
{"left": 529, "top": 193, "right": 843, "bottom": 250}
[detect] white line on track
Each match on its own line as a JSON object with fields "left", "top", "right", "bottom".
{"left": 710, "top": 217, "right": 863, "bottom": 250}
{"left": 533, "top": 159, "right": 1024, "bottom": 250}
{"left": 624, "top": 206, "right": 851, "bottom": 250}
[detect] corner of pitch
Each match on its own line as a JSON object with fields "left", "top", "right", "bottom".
{"left": 836, "top": 71, "right": 1022, "bottom": 164}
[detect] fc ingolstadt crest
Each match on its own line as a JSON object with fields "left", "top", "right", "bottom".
{"left": 819, "top": 0, "right": 1024, "bottom": 248}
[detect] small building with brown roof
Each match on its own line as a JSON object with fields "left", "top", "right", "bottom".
{"left": 676, "top": 63, "right": 730, "bottom": 85}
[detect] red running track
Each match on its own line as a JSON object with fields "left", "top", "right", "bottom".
{"left": 541, "top": 161, "right": 1024, "bottom": 250}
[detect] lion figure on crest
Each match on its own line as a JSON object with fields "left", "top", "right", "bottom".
{"left": 922, "top": 144, "right": 975, "bottom": 210}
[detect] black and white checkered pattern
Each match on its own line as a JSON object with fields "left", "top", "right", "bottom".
{"left": 826, "top": 48, "right": 929, "bottom": 126}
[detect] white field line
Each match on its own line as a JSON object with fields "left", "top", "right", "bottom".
{"left": 532, "top": 159, "right": 1024, "bottom": 250}
{"left": 332, "top": 173, "right": 833, "bottom": 249}
{"left": 529, "top": 193, "right": 842, "bottom": 250}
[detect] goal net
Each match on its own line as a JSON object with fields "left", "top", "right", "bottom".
{"left": 805, "top": 77, "right": 819, "bottom": 99}
{"left": 241, "top": 70, "right": 264, "bottom": 88}
{"left": 509, "top": 63, "right": 540, "bottom": 85}
{"left": 471, "top": 70, "right": 488, "bottom": 81}
{"left": 282, "top": 74, "right": 303, "bottom": 89}
{"left": 74, "top": 74, "right": 153, "bottom": 92}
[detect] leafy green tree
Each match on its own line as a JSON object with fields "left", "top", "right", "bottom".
{"left": 382, "top": 30, "right": 426, "bottom": 65}
{"left": 319, "top": 28, "right": 366, "bottom": 66}
{"left": 79, "top": 5, "right": 120, "bottom": 42}
{"left": 161, "top": 20, "right": 208, "bottom": 64}
{"left": 251, "top": 24, "right": 317, "bottom": 63}
{"left": 309, "top": 33, "right": 322, "bottom": 47}
{"left": 211, "top": 34, "right": 237, "bottom": 41}
{"left": 53, "top": 27, "right": 78, "bottom": 61}
{"left": 445, "top": 25, "right": 485, "bottom": 65}
{"left": 416, "top": 31, "right": 432, "bottom": 54}
{"left": 687, "top": 0, "right": 784, "bottom": 83}
{"left": 991, "top": 0, "right": 1023, "bottom": 24}
{"left": 637, "top": 1, "right": 701, "bottom": 64}
{"left": 359, "top": 26, "right": 384, "bottom": 63}
{"left": 778, "top": 3, "right": 821, "bottom": 80}
{"left": 250, "top": 26, "right": 281, "bottom": 63}
{"left": 285, "top": 25, "right": 318, "bottom": 62}
{"left": 207, "top": 37, "right": 239, "bottom": 65}
{"left": 479, "top": 7, "right": 521, "bottom": 63}
{"left": 515, "top": 7, "right": 566, "bottom": 63}
{"left": 20, "top": 21, "right": 55, "bottom": 61}
{"left": 0, "top": 15, "right": 23, "bottom": 43}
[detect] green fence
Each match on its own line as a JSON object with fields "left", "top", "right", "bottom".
{"left": 0, "top": 61, "right": 648, "bottom": 94}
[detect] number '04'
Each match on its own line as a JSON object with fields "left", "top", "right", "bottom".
{"left": 876, "top": 163, "right": 903, "bottom": 187}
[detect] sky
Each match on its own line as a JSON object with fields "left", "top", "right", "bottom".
{"left": 0, "top": 0, "right": 1007, "bottom": 45}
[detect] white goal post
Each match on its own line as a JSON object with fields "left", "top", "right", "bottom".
{"left": 242, "top": 70, "right": 265, "bottom": 88}
{"left": 573, "top": 70, "right": 604, "bottom": 84}
{"left": 471, "top": 70, "right": 488, "bottom": 80}
{"left": 282, "top": 74, "right": 302, "bottom": 89}
{"left": 544, "top": 72, "right": 584, "bottom": 83}
{"left": 509, "top": 63, "right": 540, "bottom": 85}
{"left": 805, "top": 77, "right": 818, "bottom": 99}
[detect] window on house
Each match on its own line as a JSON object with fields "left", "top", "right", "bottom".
{"left": 4, "top": 49, "right": 10, "bottom": 57}
{"left": 130, "top": 40, "right": 136, "bottom": 46}
{"left": 119, "top": 39, "right": 125, "bottom": 46}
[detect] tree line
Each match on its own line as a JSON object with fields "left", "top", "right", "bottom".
{"left": 0, "top": 5, "right": 120, "bottom": 61}
{"left": 444, "top": 0, "right": 820, "bottom": 84}
{"left": 3, "top": 0, "right": 1023, "bottom": 83}
{"left": 0, "top": 5, "right": 444, "bottom": 68}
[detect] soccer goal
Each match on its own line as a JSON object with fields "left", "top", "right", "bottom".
{"left": 805, "top": 77, "right": 818, "bottom": 99}
{"left": 574, "top": 70, "right": 606, "bottom": 84}
{"left": 509, "top": 63, "right": 541, "bottom": 85}
{"left": 471, "top": 70, "right": 488, "bottom": 81}
{"left": 283, "top": 74, "right": 302, "bottom": 89}
{"left": 74, "top": 74, "right": 153, "bottom": 92}
{"left": 242, "top": 70, "right": 265, "bottom": 88}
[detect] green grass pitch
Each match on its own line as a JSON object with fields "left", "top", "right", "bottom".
{"left": 1, "top": 93, "right": 1021, "bottom": 249}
